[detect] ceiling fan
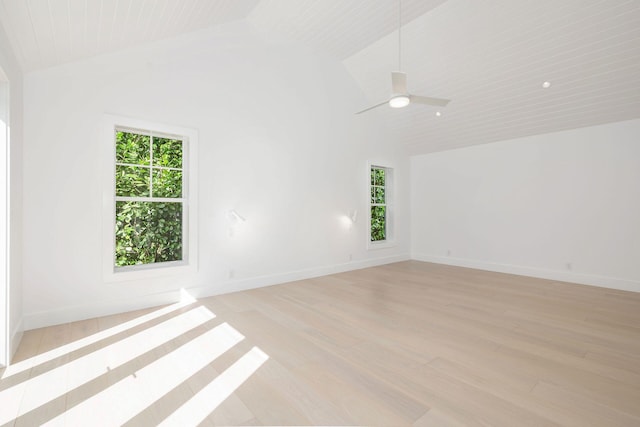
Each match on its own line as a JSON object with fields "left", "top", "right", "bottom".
{"left": 356, "top": 0, "right": 451, "bottom": 114}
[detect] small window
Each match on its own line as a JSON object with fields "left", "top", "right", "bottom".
{"left": 370, "top": 165, "right": 390, "bottom": 243}
{"left": 114, "top": 128, "right": 186, "bottom": 268}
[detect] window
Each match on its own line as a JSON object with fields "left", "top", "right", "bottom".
{"left": 114, "top": 128, "right": 186, "bottom": 268}
{"left": 370, "top": 165, "right": 391, "bottom": 243}
{"left": 102, "top": 116, "right": 198, "bottom": 281}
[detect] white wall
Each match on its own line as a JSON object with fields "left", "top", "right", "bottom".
{"left": 0, "top": 69, "right": 7, "bottom": 366}
{"left": 411, "top": 119, "right": 640, "bottom": 292}
{"left": 23, "top": 21, "right": 410, "bottom": 329}
{"left": 0, "top": 23, "right": 24, "bottom": 362}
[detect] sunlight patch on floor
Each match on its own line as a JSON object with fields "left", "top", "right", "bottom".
{"left": 159, "top": 346, "right": 269, "bottom": 426}
{"left": 44, "top": 322, "right": 245, "bottom": 426}
{"left": 0, "top": 305, "right": 213, "bottom": 425}
{"left": 3, "top": 298, "right": 195, "bottom": 379}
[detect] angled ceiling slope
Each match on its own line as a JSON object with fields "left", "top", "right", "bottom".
{"left": 0, "top": 0, "right": 260, "bottom": 71}
{"left": 344, "top": 0, "right": 640, "bottom": 154}
{"left": 0, "top": 0, "right": 638, "bottom": 155}
{"left": 247, "top": 0, "right": 448, "bottom": 60}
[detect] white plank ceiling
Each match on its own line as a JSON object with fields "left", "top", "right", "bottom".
{"left": 343, "top": 0, "right": 640, "bottom": 153}
{"left": 0, "top": 0, "right": 260, "bottom": 71}
{"left": 1, "top": 0, "right": 639, "bottom": 154}
{"left": 247, "top": 0, "right": 449, "bottom": 60}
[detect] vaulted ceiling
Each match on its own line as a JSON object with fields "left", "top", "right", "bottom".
{"left": 0, "top": 0, "right": 261, "bottom": 71}
{"left": 1, "top": 0, "right": 639, "bottom": 154}
{"left": 344, "top": 0, "right": 640, "bottom": 153}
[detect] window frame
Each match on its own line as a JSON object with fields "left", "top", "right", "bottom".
{"left": 114, "top": 127, "right": 186, "bottom": 270}
{"left": 102, "top": 115, "right": 198, "bottom": 282}
{"left": 367, "top": 162, "right": 395, "bottom": 250}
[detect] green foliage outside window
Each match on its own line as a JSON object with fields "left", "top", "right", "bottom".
{"left": 115, "top": 202, "right": 183, "bottom": 266}
{"left": 371, "top": 167, "right": 386, "bottom": 242}
{"left": 153, "top": 137, "right": 183, "bottom": 168}
{"left": 115, "top": 130, "right": 184, "bottom": 267}
{"left": 371, "top": 206, "right": 386, "bottom": 241}
{"left": 371, "top": 167, "right": 385, "bottom": 186}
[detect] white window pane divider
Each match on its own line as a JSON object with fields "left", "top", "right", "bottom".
{"left": 115, "top": 197, "right": 185, "bottom": 203}
{"left": 115, "top": 162, "right": 182, "bottom": 171}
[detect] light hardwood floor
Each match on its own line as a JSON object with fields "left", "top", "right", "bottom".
{"left": 2, "top": 261, "right": 640, "bottom": 426}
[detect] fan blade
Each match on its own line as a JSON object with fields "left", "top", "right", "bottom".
{"left": 411, "top": 95, "right": 451, "bottom": 107}
{"left": 355, "top": 100, "right": 389, "bottom": 114}
{"left": 392, "top": 71, "right": 407, "bottom": 94}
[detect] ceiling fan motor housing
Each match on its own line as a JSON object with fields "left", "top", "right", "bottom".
{"left": 389, "top": 71, "right": 410, "bottom": 108}
{"left": 391, "top": 71, "right": 408, "bottom": 96}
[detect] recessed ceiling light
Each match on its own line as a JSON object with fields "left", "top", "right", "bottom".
{"left": 542, "top": 81, "right": 551, "bottom": 89}
{"left": 435, "top": 111, "right": 442, "bottom": 117}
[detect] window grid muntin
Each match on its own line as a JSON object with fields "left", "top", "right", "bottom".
{"left": 116, "top": 162, "right": 182, "bottom": 171}
{"left": 115, "top": 129, "right": 184, "bottom": 200}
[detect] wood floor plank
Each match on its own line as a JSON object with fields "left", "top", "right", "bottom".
{"left": 292, "top": 359, "right": 416, "bottom": 426}
{"left": 3, "top": 261, "right": 640, "bottom": 426}
{"left": 413, "top": 407, "right": 469, "bottom": 427}
{"left": 531, "top": 381, "right": 640, "bottom": 427}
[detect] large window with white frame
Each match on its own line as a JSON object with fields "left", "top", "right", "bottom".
{"left": 370, "top": 165, "right": 392, "bottom": 243}
{"left": 102, "top": 116, "right": 198, "bottom": 281}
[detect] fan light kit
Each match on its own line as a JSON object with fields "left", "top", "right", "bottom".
{"left": 356, "top": 0, "right": 451, "bottom": 114}
{"left": 390, "top": 95, "right": 410, "bottom": 108}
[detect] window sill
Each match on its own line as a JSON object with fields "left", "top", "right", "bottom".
{"left": 367, "top": 240, "right": 396, "bottom": 250}
{"left": 104, "top": 260, "right": 195, "bottom": 283}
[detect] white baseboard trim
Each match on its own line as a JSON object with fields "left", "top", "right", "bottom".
{"left": 188, "top": 253, "right": 411, "bottom": 299}
{"left": 10, "top": 317, "right": 23, "bottom": 362}
{"left": 23, "top": 289, "right": 185, "bottom": 331}
{"left": 412, "top": 253, "right": 640, "bottom": 293}
{"left": 23, "top": 254, "right": 410, "bottom": 330}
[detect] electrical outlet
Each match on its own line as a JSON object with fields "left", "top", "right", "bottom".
{"left": 228, "top": 269, "right": 235, "bottom": 279}
{"left": 447, "top": 249, "right": 451, "bottom": 256}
